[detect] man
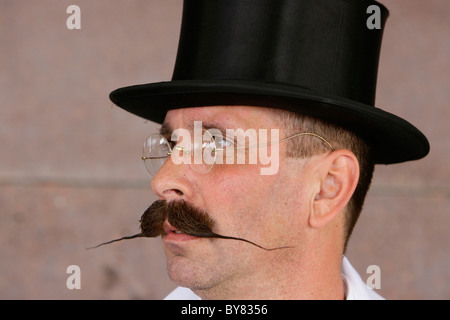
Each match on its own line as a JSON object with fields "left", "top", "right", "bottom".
{"left": 109, "top": 0, "right": 429, "bottom": 299}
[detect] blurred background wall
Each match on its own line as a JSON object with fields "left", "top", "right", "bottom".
{"left": 0, "top": 0, "right": 448, "bottom": 299}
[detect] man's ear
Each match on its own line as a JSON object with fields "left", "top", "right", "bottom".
{"left": 309, "top": 150, "right": 360, "bottom": 229}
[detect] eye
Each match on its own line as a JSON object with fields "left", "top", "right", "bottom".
{"left": 167, "top": 140, "right": 177, "bottom": 150}
{"left": 166, "top": 132, "right": 186, "bottom": 151}
{"left": 212, "top": 134, "right": 233, "bottom": 150}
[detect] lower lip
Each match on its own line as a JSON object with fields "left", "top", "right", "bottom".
{"left": 164, "top": 231, "right": 199, "bottom": 242}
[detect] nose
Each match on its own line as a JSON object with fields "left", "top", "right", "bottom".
{"left": 150, "top": 157, "right": 194, "bottom": 202}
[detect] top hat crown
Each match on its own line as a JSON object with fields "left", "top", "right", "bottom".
{"left": 110, "top": 0, "right": 430, "bottom": 164}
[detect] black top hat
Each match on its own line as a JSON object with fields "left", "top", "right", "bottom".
{"left": 110, "top": 0, "right": 429, "bottom": 164}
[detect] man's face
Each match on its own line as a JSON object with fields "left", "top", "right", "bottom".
{"left": 150, "top": 106, "right": 314, "bottom": 296}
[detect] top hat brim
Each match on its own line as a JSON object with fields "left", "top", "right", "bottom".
{"left": 109, "top": 79, "right": 430, "bottom": 165}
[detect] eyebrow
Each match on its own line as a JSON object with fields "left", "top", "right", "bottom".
{"left": 159, "top": 123, "right": 172, "bottom": 137}
{"left": 160, "top": 121, "right": 229, "bottom": 137}
{"left": 188, "top": 121, "right": 228, "bottom": 135}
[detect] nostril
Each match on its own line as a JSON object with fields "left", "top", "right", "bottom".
{"left": 164, "top": 189, "right": 184, "bottom": 196}
{"left": 161, "top": 189, "right": 185, "bottom": 202}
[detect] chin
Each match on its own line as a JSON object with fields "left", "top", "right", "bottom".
{"left": 166, "top": 255, "right": 216, "bottom": 290}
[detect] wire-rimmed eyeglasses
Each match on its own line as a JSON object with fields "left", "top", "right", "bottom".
{"left": 141, "top": 129, "right": 334, "bottom": 176}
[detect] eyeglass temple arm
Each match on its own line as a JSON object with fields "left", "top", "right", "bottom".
{"left": 142, "top": 155, "right": 170, "bottom": 160}
{"left": 232, "top": 132, "right": 334, "bottom": 151}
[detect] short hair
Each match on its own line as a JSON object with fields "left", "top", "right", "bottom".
{"left": 273, "top": 109, "right": 375, "bottom": 251}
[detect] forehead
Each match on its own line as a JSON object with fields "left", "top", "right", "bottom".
{"left": 163, "top": 106, "right": 282, "bottom": 130}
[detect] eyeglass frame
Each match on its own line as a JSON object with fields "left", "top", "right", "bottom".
{"left": 141, "top": 130, "right": 334, "bottom": 175}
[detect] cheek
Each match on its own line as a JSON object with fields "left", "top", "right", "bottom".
{"left": 201, "top": 170, "right": 264, "bottom": 229}
{"left": 207, "top": 166, "right": 258, "bottom": 198}
{"left": 204, "top": 170, "right": 290, "bottom": 235}
{"left": 199, "top": 161, "right": 310, "bottom": 240}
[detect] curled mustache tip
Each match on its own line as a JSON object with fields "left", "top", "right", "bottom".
{"left": 86, "top": 201, "right": 166, "bottom": 250}
{"left": 187, "top": 232, "right": 294, "bottom": 251}
{"left": 85, "top": 233, "right": 143, "bottom": 250}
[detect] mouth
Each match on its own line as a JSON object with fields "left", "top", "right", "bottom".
{"left": 163, "top": 220, "right": 199, "bottom": 242}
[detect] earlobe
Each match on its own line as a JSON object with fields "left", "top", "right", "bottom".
{"left": 309, "top": 150, "right": 359, "bottom": 229}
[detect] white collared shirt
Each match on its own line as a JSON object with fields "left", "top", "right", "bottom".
{"left": 164, "top": 256, "right": 384, "bottom": 300}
